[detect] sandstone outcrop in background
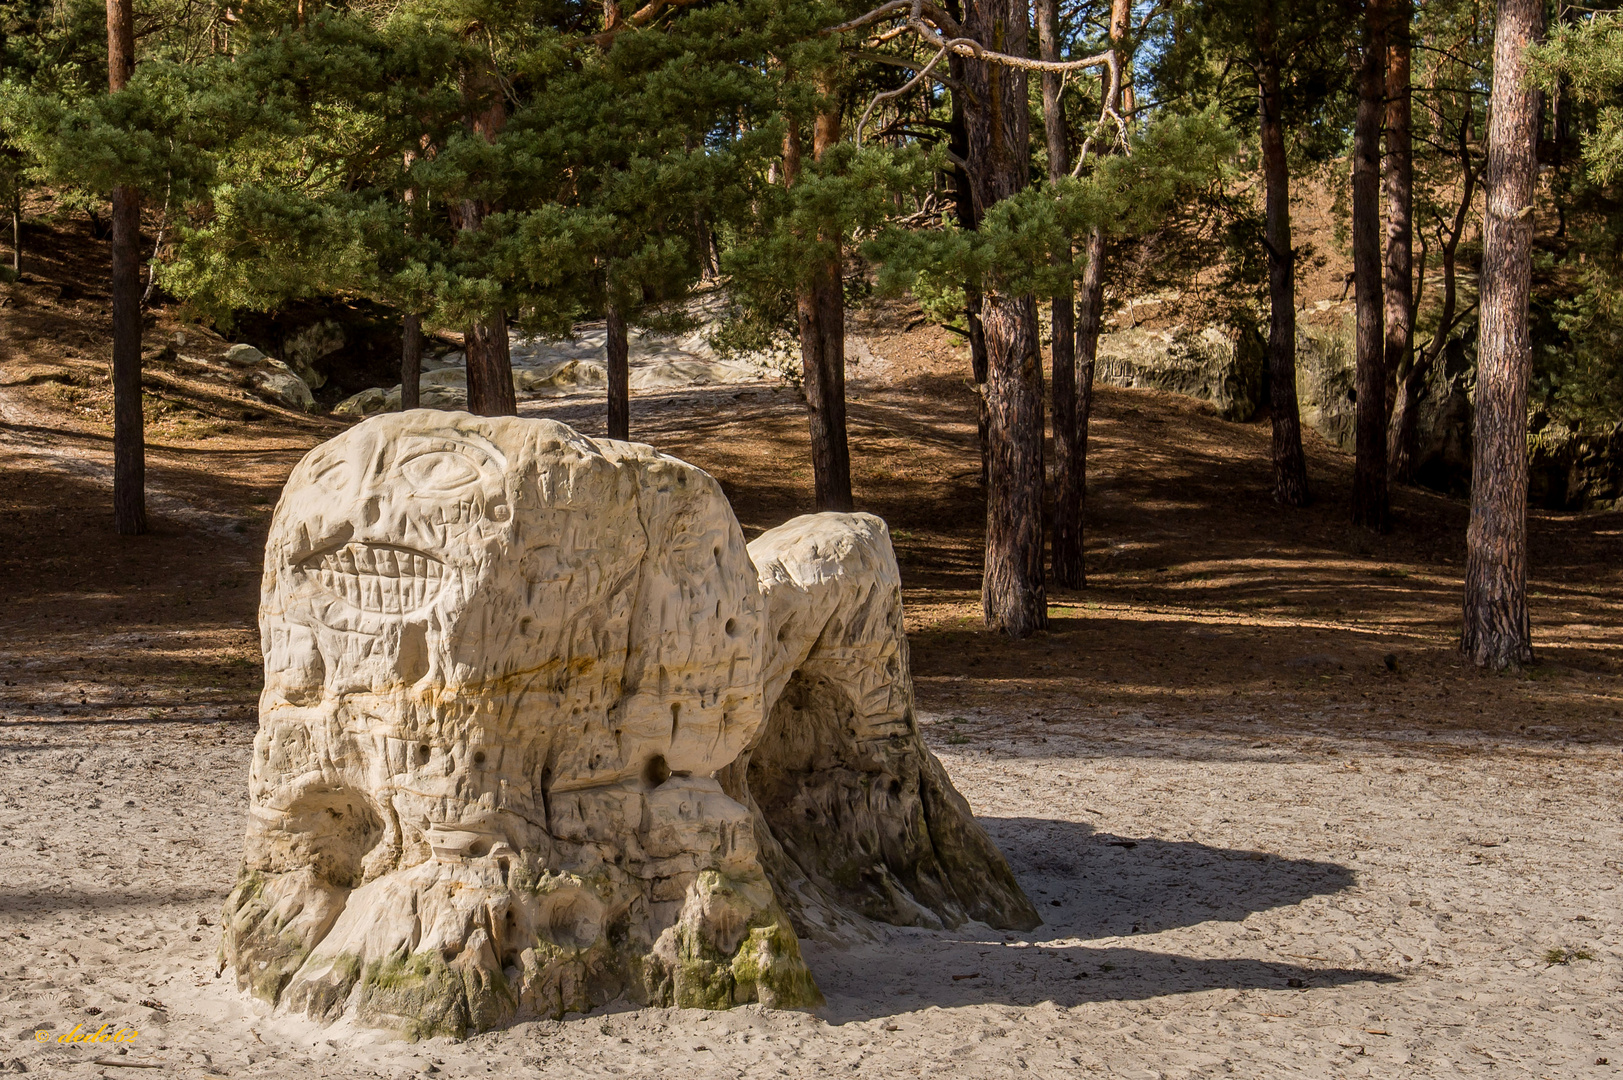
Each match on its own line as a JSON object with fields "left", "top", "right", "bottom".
{"left": 222, "top": 412, "right": 1034, "bottom": 1038}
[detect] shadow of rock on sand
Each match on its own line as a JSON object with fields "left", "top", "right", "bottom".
{"left": 802, "top": 816, "right": 1380, "bottom": 1022}
{"left": 806, "top": 937, "right": 1394, "bottom": 1020}
{"left": 981, "top": 817, "right": 1356, "bottom": 939}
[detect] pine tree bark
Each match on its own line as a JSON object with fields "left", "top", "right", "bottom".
{"left": 1351, "top": 0, "right": 1389, "bottom": 531}
{"left": 1462, "top": 0, "right": 1542, "bottom": 670}
{"left": 963, "top": 0, "right": 1046, "bottom": 637}
{"left": 1071, "top": 0, "right": 1131, "bottom": 558}
{"left": 605, "top": 298, "right": 630, "bottom": 441}
{"left": 401, "top": 313, "right": 422, "bottom": 410}
{"left": 1257, "top": 17, "right": 1310, "bottom": 507}
{"left": 458, "top": 39, "right": 516, "bottom": 418}
{"left": 945, "top": 39, "right": 991, "bottom": 491}
{"left": 107, "top": 0, "right": 144, "bottom": 535}
{"left": 791, "top": 82, "right": 852, "bottom": 513}
{"left": 1383, "top": 1, "right": 1414, "bottom": 436}
{"left": 1038, "top": 0, "right": 1083, "bottom": 588}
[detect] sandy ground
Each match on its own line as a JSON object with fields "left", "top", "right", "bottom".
{"left": 4, "top": 215, "right": 1623, "bottom": 1078}
{"left": 1, "top": 709, "right": 1619, "bottom": 1079}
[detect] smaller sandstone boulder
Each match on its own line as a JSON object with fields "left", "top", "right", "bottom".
{"left": 225, "top": 343, "right": 267, "bottom": 367}
{"left": 251, "top": 360, "right": 315, "bottom": 412}
{"left": 333, "top": 387, "right": 388, "bottom": 418}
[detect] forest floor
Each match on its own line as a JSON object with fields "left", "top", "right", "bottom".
{"left": 1, "top": 217, "right": 1621, "bottom": 1078}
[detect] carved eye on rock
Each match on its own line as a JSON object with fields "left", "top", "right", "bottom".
{"left": 400, "top": 450, "right": 481, "bottom": 493}
{"left": 311, "top": 459, "right": 351, "bottom": 493}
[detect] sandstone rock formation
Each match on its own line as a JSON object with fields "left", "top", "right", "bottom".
{"left": 224, "top": 412, "right": 1034, "bottom": 1038}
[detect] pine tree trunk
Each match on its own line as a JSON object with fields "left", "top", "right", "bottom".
{"left": 464, "top": 317, "right": 515, "bottom": 416}
{"left": 1463, "top": 0, "right": 1542, "bottom": 670}
{"left": 968, "top": 289, "right": 990, "bottom": 489}
{"left": 1351, "top": 0, "right": 1389, "bottom": 531}
{"left": 1391, "top": 117, "right": 1474, "bottom": 483}
{"left": 458, "top": 41, "right": 516, "bottom": 418}
{"left": 793, "top": 86, "right": 853, "bottom": 513}
{"left": 946, "top": 37, "right": 991, "bottom": 491}
{"left": 107, "top": 0, "right": 144, "bottom": 536}
{"left": 1258, "top": 29, "right": 1310, "bottom": 507}
{"left": 1383, "top": 2, "right": 1414, "bottom": 434}
{"left": 1038, "top": 0, "right": 1082, "bottom": 589}
{"left": 400, "top": 313, "right": 422, "bottom": 411}
{"left": 963, "top": 0, "right": 1046, "bottom": 637}
{"left": 606, "top": 299, "right": 630, "bottom": 441}
{"left": 1075, "top": 225, "right": 1104, "bottom": 551}
{"left": 1069, "top": 0, "right": 1130, "bottom": 559}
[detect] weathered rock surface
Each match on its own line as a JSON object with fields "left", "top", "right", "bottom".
{"left": 250, "top": 359, "right": 316, "bottom": 413}
{"left": 739, "top": 514, "right": 1040, "bottom": 938}
{"left": 1093, "top": 325, "right": 1265, "bottom": 422}
{"left": 331, "top": 321, "right": 766, "bottom": 419}
{"left": 224, "top": 412, "right": 1033, "bottom": 1038}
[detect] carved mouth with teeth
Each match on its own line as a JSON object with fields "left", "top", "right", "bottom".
{"left": 299, "top": 543, "right": 445, "bottom": 614}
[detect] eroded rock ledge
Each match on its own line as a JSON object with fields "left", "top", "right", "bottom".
{"left": 222, "top": 412, "right": 1036, "bottom": 1038}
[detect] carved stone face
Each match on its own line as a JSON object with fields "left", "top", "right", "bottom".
{"left": 229, "top": 413, "right": 813, "bottom": 1035}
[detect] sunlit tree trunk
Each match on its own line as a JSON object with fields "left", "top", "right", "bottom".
{"left": 1462, "top": 0, "right": 1542, "bottom": 669}
{"left": 963, "top": 0, "right": 1046, "bottom": 637}
{"left": 789, "top": 79, "right": 853, "bottom": 513}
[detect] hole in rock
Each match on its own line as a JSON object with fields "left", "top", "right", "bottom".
{"left": 889, "top": 779, "right": 902, "bottom": 797}
{"left": 643, "top": 755, "right": 672, "bottom": 788}
{"left": 417, "top": 744, "right": 431, "bottom": 764}
{"left": 541, "top": 891, "right": 604, "bottom": 950}
{"left": 474, "top": 750, "right": 487, "bottom": 766}
{"left": 724, "top": 618, "right": 737, "bottom": 637}
{"left": 397, "top": 623, "right": 429, "bottom": 684}
{"left": 467, "top": 840, "right": 488, "bottom": 857}
{"left": 442, "top": 945, "right": 460, "bottom": 963}
{"left": 670, "top": 703, "right": 681, "bottom": 740}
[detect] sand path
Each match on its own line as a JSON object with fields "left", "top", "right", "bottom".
{"left": 2, "top": 708, "right": 1617, "bottom": 1079}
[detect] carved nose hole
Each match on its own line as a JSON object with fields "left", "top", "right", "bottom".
{"left": 669, "top": 703, "right": 680, "bottom": 741}
{"left": 417, "top": 744, "right": 431, "bottom": 764}
{"left": 643, "top": 755, "right": 671, "bottom": 788}
{"left": 474, "top": 750, "right": 487, "bottom": 767}
{"left": 362, "top": 496, "right": 382, "bottom": 527}
{"left": 498, "top": 858, "right": 511, "bottom": 883}
{"left": 724, "top": 618, "right": 737, "bottom": 637}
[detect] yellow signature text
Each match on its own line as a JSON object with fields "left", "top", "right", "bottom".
{"left": 35, "top": 1024, "right": 139, "bottom": 1044}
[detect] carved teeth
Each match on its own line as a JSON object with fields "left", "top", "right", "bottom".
{"left": 300, "top": 543, "right": 444, "bottom": 614}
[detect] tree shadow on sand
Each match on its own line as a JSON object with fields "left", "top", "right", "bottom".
{"left": 804, "top": 817, "right": 1387, "bottom": 1020}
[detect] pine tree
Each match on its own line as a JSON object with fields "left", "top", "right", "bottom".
{"left": 1351, "top": 0, "right": 1390, "bottom": 532}
{"left": 1462, "top": 0, "right": 1543, "bottom": 669}
{"left": 106, "top": 0, "right": 145, "bottom": 535}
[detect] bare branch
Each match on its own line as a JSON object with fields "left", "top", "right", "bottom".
{"left": 855, "top": 44, "right": 953, "bottom": 146}
{"left": 827, "top": 2, "right": 1114, "bottom": 75}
